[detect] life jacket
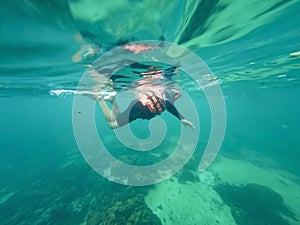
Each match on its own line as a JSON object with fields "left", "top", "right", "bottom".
{"left": 139, "top": 91, "right": 166, "bottom": 115}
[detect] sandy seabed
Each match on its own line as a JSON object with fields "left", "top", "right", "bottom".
{"left": 145, "top": 155, "right": 300, "bottom": 225}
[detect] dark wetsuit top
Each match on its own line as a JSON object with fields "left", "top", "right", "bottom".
{"left": 116, "top": 98, "right": 184, "bottom": 127}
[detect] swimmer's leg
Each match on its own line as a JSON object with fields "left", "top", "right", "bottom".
{"left": 112, "top": 101, "right": 121, "bottom": 116}
{"left": 104, "top": 92, "right": 120, "bottom": 116}
{"left": 75, "top": 90, "right": 119, "bottom": 128}
{"left": 97, "top": 96, "right": 119, "bottom": 128}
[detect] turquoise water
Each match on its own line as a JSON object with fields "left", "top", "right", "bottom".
{"left": 1, "top": 0, "right": 300, "bottom": 224}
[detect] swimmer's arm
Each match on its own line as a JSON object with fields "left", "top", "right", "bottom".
{"left": 181, "top": 118, "right": 195, "bottom": 129}
{"left": 165, "top": 101, "right": 195, "bottom": 128}
{"left": 165, "top": 101, "right": 183, "bottom": 120}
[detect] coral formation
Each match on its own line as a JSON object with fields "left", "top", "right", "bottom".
{"left": 86, "top": 194, "right": 161, "bottom": 225}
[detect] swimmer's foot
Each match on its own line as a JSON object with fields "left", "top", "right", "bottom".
{"left": 103, "top": 91, "right": 117, "bottom": 102}
{"left": 74, "top": 90, "right": 117, "bottom": 102}
{"left": 74, "top": 90, "right": 102, "bottom": 101}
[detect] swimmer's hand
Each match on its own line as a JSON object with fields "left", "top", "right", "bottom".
{"left": 181, "top": 119, "right": 195, "bottom": 128}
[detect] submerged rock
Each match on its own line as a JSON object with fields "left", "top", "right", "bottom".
{"left": 177, "top": 169, "right": 200, "bottom": 184}
{"left": 214, "top": 183, "right": 297, "bottom": 225}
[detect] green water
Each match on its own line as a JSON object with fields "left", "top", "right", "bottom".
{"left": 1, "top": 0, "right": 300, "bottom": 224}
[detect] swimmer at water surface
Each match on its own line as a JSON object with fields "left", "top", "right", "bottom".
{"left": 80, "top": 43, "right": 195, "bottom": 129}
